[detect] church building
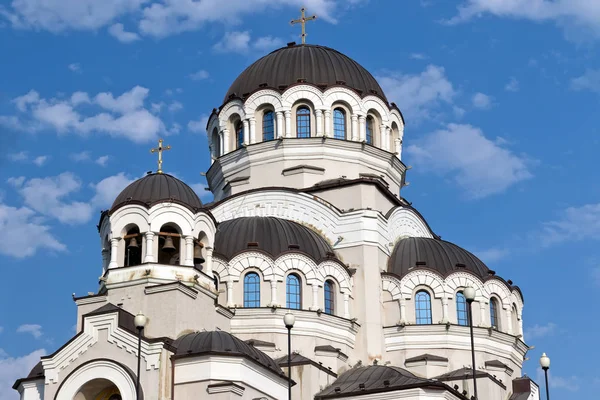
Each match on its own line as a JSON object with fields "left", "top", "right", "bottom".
{"left": 13, "top": 11, "right": 539, "bottom": 400}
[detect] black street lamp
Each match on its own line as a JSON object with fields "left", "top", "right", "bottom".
{"left": 283, "top": 312, "right": 296, "bottom": 400}
{"left": 540, "top": 353, "right": 551, "bottom": 400}
{"left": 134, "top": 312, "right": 147, "bottom": 400}
{"left": 464, "top": 286, "right": 478, "bottom": 400}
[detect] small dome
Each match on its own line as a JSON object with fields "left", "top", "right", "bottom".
{"left": 172, "top": 331, "right": 284, "bottom": 376}
{"left": 110, "top": 173, "right": 202, "bottom": 214}
{"left": 224, "top": 44, "right": 387, "bottom": 103}
{"left": 388, "top": 237, "right": 489, "bottom": 279}
{"left": 214, "top": 216, "right": 334, "bottom": 261}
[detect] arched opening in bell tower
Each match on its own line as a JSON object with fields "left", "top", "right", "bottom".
{"left": 74, "top": 378, "right": 121, "bottom": 400}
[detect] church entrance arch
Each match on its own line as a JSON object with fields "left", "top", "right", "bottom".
{"left": 55, "top": 360, "right": 136, "bottom": 400}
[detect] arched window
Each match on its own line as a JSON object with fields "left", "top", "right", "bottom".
{"left": 296, "top": 106, "right": 311, "bottom": 138}
{"left": 263, "top": 111, "right": 275, "bottom": 141}
{"left": 244, "top": 272, "right": 260, "bottom": 307}
{"left": 236, "top": 121, "right": 244, "bottom": 149}
{"left": 415, "top": 290, "right": 432, "bottom": 325}
{"left": 456, "top": 292, "right": 468, "bottom": 326}
{"left": 366, "top": 116, "right": 374, "bottom": 144}
{"left": 286, "top": 274, "right": 301, "bottom": 309}
{"left": 211, "top": 128, "right": 220, "bottom": 158}
{"left": 490, "top": 298, "right": 500, "bottom": 330}
{"left": 324, "top": 280, "right": 335, "bottom": 315}
{"left": 333, "top": 108, "right": 346, "bottom": 139}
{"left": 158, "top": 225, "right": 180, "bottom": 265}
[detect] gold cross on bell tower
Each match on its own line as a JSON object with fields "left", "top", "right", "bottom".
{"left": 150, "top": 139, "right": 171, "bottom": 174}
{"left": 291, "top": 7, "right": 317, "bottom": 44}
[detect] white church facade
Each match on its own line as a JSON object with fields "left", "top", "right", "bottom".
{"left": 14, "top": 39, "right": 539, "bottom": 400}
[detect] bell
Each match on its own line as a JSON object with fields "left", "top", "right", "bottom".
{"left": 127, "top": 237, "right": 138, "bottom": 248}
{"left": 161, "top": 236, "right": 176, "bottom": 253}
{"left": 194, "top": 244, "right": 205, "bottom": 264}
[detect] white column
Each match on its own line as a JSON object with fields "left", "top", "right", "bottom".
{"left": 143, "top": 232, "right": 155, "bottom": 263}
{"left": 226, "top": 281, "right": 234, "bottom": 307}
{"left": 242, "top": 119, "right": 249, "bottom": 146}
{"left": 385, "top": 126, "right": 391, "bottom": 150}
{"left": 204, "top": 246, "right": 214, "bottom": 276}
{"left": 399, "top": 298, "right": 406, "bottom": 324}
{"left": 518, "top": 313, "right": 524, "bottom": 337}
{"left": 249, "top": 117, "right": 256, "bottom": 144}
{"left": 311, "top": 285, "right": 319, "bottom": 310}
{"left": 108, "top": 238, "right": 120, "bottom": 269}
{"left": 276, "top": 111, "right": 284, "bottom": 139}
{"left": 284, "top": 110, "right": 292, "bottom": 138}
{"left": 101, "top": 248, "right": 109, "bottom": 272}
{"left": 270, "top": 280, "right": 278, "bottom": 307}
{"left": 315, "top": 109, "right": 323, "bottom": 137}
{"left": 395, "top": 139, "right": 402, "bottom": 159}
{"left": 351, "top": 114, "right": 358, "bottom": 141}
{"left": 479, "top": 302, "right": 488, "bottom": 327}
{"left": 359, "top": 115, "right": 366, "bottom": 142}
{"left": 323, "top": 110, "right": 331, "bottom": 137}
{"left": 442, "top": 297, "right": 449, "bottom": 323}
{"left": 505, "top": 308, "right": 513, "bottom": 334}
{"left": 343, "top": 293, "right": 350, "bottom": 319}
{"left": 221, "top": 128, "right": 229, "bottom": 154}
{"left": 183, "top": 236, "right": 194, "bottom": 266}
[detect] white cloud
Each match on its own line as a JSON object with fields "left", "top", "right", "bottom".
{"left": 406, "top": 123, "right": 533, "bottom": 198}
{"left": 377, "top": 65, "right": 455, "bottom": 122}
{"left": 70, "top": 151, "right": 91, "bottom": 162}
{"left": 0, "top": 203, "right": 65, "bottom": 258}
{"left": 188, "top": 115, "right": 209, "bottom": 134}
{"left": 0, "top": 348, "right": 46, "bottom": 400}
{"left": 95, "top": 155, "right": 109, "bottom": 167}
{"left": 571, "top": 69, "right": 600, "bottom": 92}
{"left": 8, "top": 151, "right": 28, "bottom": 161}
{"left": 189, "top": 70, "right": 209, "bottom": 81}
{"left": 474, "top": 247, "right": 508, "bottom": 263}
{"left": 68, "top": 63, "right": 81, "bottom": 73}
{"left": 448, "top": 0, "right": 600, "bottom": 42}
{"left": 168, "top": 101, "right": 183, "bottom": 113}
{"left": 108, "top": 22, "right": 140, "bottom": 43}
{"left": 33, "top": 155, "right": 48, "bottom": 166}
{"left": 472, "top": 92, "right": 492, "bottom": 109}
{"left": 409, "top": 53, "right": 427, "bottom": 60}
{"left": 0, "top": 86, "right": 165, "bottom": 143}
{"left": 13, "top": 172, "right": 93, "bottom": 225}
{"left": 525, "top": 322, "right": 556, "bottom": 339}
{"left": 91, "top": 173, "right": 135, "bottom": 209}
{"left": 505, "top": 77, "right": 520, "bottom": 92}
{"left": 213, "top": 31, "right": 284, "bottom": 54}
{"left": 536, "top": 368, "right": 580, "bottom": 392}
{"left": 539, "top": 203, "right": 600, "bottom": 246}
{"left": 16, "top": 324, "right": 43, "bottom": 339}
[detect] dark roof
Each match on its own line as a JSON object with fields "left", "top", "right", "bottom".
{"left": 276, "top": 353, "right": 337, "bottom": 377}
{"left": 214, "top": 216, "right": 334, "bottom": 262}
{"left": 405, "top": 354, "right": 448, "bottom": 363}
{"left": 12, "top": 362, "right": 44, "bottom": 389}
{"left": 110, "top": 173, "right": 202, "bottom": 214}
{"left": 510, "top": 376, "right": 539, "bottom": 400}
{"left": 485, "top": 359, "right": 514, "bottom": 374}
{"left": 315, "top": 365, "right": 468, "bottom": 399}
{"left": 434, "top": 367, "right": 506, "bottom": 390}
{"left": 388, "top": 237, "right": 490, "bottom": 279}
{"left": 224, "top": 44, "right": 387, "bottom": 104}
{"left": 172, "top": 331, "right": 285, "bottom": 378}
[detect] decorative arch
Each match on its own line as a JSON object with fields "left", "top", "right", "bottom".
{"left": 273, "top": 253, "right": 319, "bottom": 285}
{"left": 212, "top": 257, "right": 230, "bottom": 282}
{"left": 54, "top": 359, "right": 137, "bottom": 400}
{"left": 281, "top": 85, "right": 325, "bottom": 108}
{"left": 362, "top": 97, "right": 390, "bottom": 122}
{"left": 109, "top": 207, "right": 150, "bottom": 238}
{"left": 484, "top": 280, "right": 511, "bottom": 309}
{"left": 322, "top": 87, "right": 362, "bottom": 114}
{"left": 218, "top": 100, "right": 245, "bottom": 126}
{"left": 381, "top": 274, "right": 402, "bottom": 300}
{"left": 244, "top": 90, "right": 284, "bottom": 114}
{"left": 227, "top": 251, "right": 276, "bottom": 282}
{"left": 444, "top": 272, "right": 487, "bottom": 301}
{"left": 399, "top": 270, "right": 444, "bottom": 299}
{"left": 387, "top": 207, "right": 434, "bottom": 245}
{"left": 192, "top": 213, "right": 217, "bottom": 248}
{"left": 318, "top": 261, "right": 352, "bottom": 295}
{"left": 148, "top": 206, "right": 194, "bottom": 236}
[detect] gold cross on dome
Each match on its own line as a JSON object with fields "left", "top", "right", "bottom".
{"left": 291, "top": 7, "right": 317, "bottom": 44}
{"left": 150, "top": 139, "right": 171, "bottom": 174}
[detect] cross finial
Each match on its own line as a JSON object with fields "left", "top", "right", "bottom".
{"left": 150, "top": 139, "right": 171, "bottom": 174}
{"left": 291, "top": 7, "right": 317, "bottom": 44}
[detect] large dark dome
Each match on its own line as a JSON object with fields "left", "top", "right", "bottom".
{"left": 110, "top": 173, "right": 202, "bottom": 214}
{"left": 172, "top": 331, "right": 285, "bottom": 377}
{"left": 214, "top": 216, "right": 334, "bottom": 261}
{"left": 224, "top": 43, "right": 387, "bottom": 103}
{"left": 388, "top": 237, "right": 490, "bottom": 279}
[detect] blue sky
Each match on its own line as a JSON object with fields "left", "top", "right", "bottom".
{"left": 0, "top": 0, "right": 599, "bottom": 398}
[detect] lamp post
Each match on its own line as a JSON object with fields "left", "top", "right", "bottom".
{"left": 283, "top": 312, "right": 295, "bottom": 400}
{"left": 134, "top": 312, "right": 147, "bottom": 400}
{"left": 540, "top": 353, "right": 551, "bottom": 400}
{"left": 463, "top": 286, "right": 478, "bottom": 400}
